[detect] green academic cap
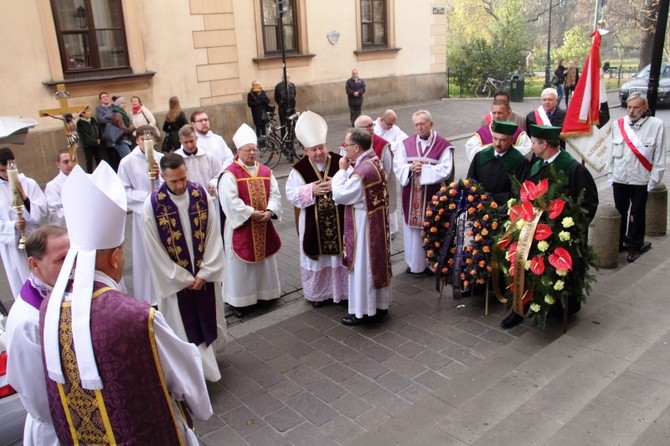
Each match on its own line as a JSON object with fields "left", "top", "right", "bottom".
{"left": 491, "top": 120, "right": 518, "bottom": 136}
{"left": 529, "top": 124, "right": 562, "bottom": 140}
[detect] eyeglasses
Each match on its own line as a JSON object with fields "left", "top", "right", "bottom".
{"left": 194, "top": 118, "right": 209, "bottom": 123}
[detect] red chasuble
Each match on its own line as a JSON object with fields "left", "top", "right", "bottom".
{"left": 226, "top": 161, "right": 281, "bottom": 263}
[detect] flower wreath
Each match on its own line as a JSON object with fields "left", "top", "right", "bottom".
{"left": 495, "top": 174, "right": 597, "bottom": 327}
{"left": 422, "top": 179, "right": 500, "bottom": 297}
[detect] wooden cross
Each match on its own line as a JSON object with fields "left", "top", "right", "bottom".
{"left": 38, "top": 83, "right": 88, "bottom": 164}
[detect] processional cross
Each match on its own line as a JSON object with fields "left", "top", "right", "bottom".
{"left": 38, "top": 83, "right": 88, "bottom": 165}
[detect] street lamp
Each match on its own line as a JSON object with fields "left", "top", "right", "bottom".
{"left": 544, "top": 0, "right": 554, "bottom": 88}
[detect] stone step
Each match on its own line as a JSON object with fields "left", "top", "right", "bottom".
{"left": 355, "top": 237, "right": 670, "bottom": 446}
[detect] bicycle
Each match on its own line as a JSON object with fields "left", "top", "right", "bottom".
{"left": 257, "top": 110, "right": 304, "bottom": 169}
{"left": 474, "top": 76, "right": 511, "bottom": 98}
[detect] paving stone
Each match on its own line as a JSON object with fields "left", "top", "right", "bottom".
{"left": 310, "top": 335, "right": 343, "bottom": 352}
{"left": 239, "top": 387, "right": 284, "bottom": 417}
{"left": 222, "top": 370, "right": 263, "bottom": 397}
{"left": 244, "top": 425, "right": 294, "bottom": 446}
{"left": 298, "top": 349, "right": 334, "bottom": 369}
{"left": 382, "top": 354, "right": 427, "bottom": 379}
{"left": 268, "top": 379, "right": 304, "bottom": 401}
{"left": 474, "top": 403, "right": 562, "bottom": 446}
{"left": 268, "top": 353, "right": 301, "bottom": 373}
{"left": 363, "top": 387, "right": 412, "bottom": 417}
{"left": 414, "top": 369, "right": 451, "bottom": 391}
{"left": 413, "top": 349, "right": 452, "bottom": 371}
{"left": 439, "top": 360, "right": 469, "bottom": 380}
{"left": 305, "top": 378, "right": 348, "bottom": 403}
{"left": 210, "top": 387, "right": 243, "bottom": 415}
{"left": 349, "top": 357, "right": 390, "bottom": 380}
{"left": 263, "top": 406, "right": 305, "bottom": 432}
{"left": 327, "top": 344, "right": 366, "bottom": 365}
{"left": 359, "top": 342, "right": 396, "bottom": 362}
{"left": 428, "top": 324, "right": 481, "bottom": 347}
{"left": 193, "top": 413, "right": 227, "bottom": 436}
{"left": 452, "top": 318, "right": 490, "bottom": 336}
{"left": 319, "top": 362, "right": 357, "bottom": 383}
{"left": 394, "top": 340, "right": 427, "bottom": 358}
{"left": 284, "top": 364, "right": 323, "bottom": 386}
{"left": 220, "top": 405, "right": 267, "bottom": 438}
{"left": 440, "top": 343, "right": 485, "bottom": 368}
{"left": 284, "top": 338, "right": 316, "bottom": 359}
{"left": 325, "top": 324, "right": 355, "bottom": 341}
{"left": 253, "top": 344, "right": 288, "bottom": 362}
{"left": 247, "top": 364, "right": 287, "bottom": 388}
{"left": 285, "top": 391, "right": 340, "bottom": 427}
{"left": 342, "top": 332, "right": 376, "bottom": 351}
{"left": 321, "top": 416, "right": 366, "bottom": 445}
{"left": 300, "top": 309, "right": 339, "bottom": 330}
{"left": 354, "top": 408, "right": 392, "bottom": 431}
{"left": 377, "top": 370, "right": 413, "bottom": 393}
{"left": 293, "top": 325, "right": 324, "bottom": 343}
{"left": 256, "top": 324, "right": 288, "bottom": 341}
{"left": 237, "top": 332, "right": 272, "bottom": 352}
{"left": 199, "top": 425, "right": 246, "bottom": 446}
{"left": 395, "top": 324, "right": 431, "bottom": 343}
{"left": 284, "top": 422, "right": 339, "bottom": 446}
{"left": 372, "top": 330, "right": 406, "bottom": 349}
{"left": 331, "top": 392, "right": 374, "bottom": 418}
{"left": 398, "top": 382, "right": 432, "bottom": 403}
{"left": 339, "top": 373, "right": 381, "bottom": 397}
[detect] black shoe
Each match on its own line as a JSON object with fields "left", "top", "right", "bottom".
{"left": 627, "top": 250, "right": 640, "bottom": 263}
{"left": 640, "top": 241, "right": 652, "bottom": 253}
{"left": 501, "top": 312, "right": 524, "bottom": 329}
{"left": 373, "top": 309, "right": 388, "bottom": 320}
{"left": 229, "top": 305, "right": 248, "bottom": 319}
{"left": 341, "top": 315, "right": 367, "bottom": 326}
{"left": 424, "top": 268, "right": 435, "bottom": 277}
{"left": 311, "top": 300, "right": 325, "bottom": 308}
{"left": 406, "top": 267, "right": 425, "bottom": 276}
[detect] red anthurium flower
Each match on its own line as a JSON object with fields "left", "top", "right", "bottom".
{"left": 534, "top": 224, "right": 553, "bottom": 241}
{"left": 509, "top": 204, "right": 523, "bottom": 223}
{"left": 548, "top": 247, "right": 573, "bottom": 270}
{"left": 530, "top": 255, "right": 545, "bottom": 275}
{"left": 520, "top": 200, "right": 535, "bottom": 221}
{"left": 497, "top": 236, "right": 512, "bottom": 250}
{"left": 519, "top": 181, "right": 538, "bottom": 201}
{"left": 548, "top": 198, "right": 565, "bottom": 219}
{"left": 535, "top": 178, "right": 549, "bottom": 198}
{"left": 508, "top": 241, "right": 518, "bottom": 258}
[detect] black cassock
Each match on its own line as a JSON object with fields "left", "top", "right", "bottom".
{"left": 467, "top": 146, "right": 530, "bottom": 206}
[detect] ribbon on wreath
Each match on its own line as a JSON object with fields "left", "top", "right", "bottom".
{"left": 434, "top": 190, "right": 468, "bottom": 298}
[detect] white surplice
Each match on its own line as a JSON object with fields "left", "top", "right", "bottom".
{"left": 175, "top": 147, "right": 224, "bottom": 195}
{"left": 331, "top": 151, "right": 392, "bottom": 318}
{"left": 285, "top": 163, "right": 347, "bottom": 303}
{"left": 218, "top": 163, "right": 282, "bottom": 307}
{"left": 195, "top": 131, "right": 234, "bottom": 169}
{"left": 142, "top": 188, "right": 226, "bottom": 382}
{"left": 117, "top": 146, "right": 164, "bottom": 306}
{"left": 0, "top": 175, "right": 47, "bottom": 297}
{"left": 44, "top": 171, "right": 67, "bottom": 227}
{"left": 5, "top": 279, "right": 58, "bottom": 446}
{"left": 393, "top": 132, "right": 454, "bottom": 273}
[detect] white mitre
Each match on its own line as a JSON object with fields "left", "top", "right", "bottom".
{"left": 43, "top": 162, "right": 127, "bottom": 389}
{"left": 295, "top": 110, "right": 327, "bottom": 148}
{"left": 233, "top": 123, "right": 257, "bottom": 150}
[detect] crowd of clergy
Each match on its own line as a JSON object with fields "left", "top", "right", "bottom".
{"left": 0, "top": 85, "right": 664, "bottom": 444}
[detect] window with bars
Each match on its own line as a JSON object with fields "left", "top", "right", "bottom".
{"left": 360, "top": 0, "right": 387, "bottom": 47}
{"left": 261, "top": 0, "right": 298, "bottom": 55}
{"left": 50, "top": 0, "right": 130, "bottom": 79}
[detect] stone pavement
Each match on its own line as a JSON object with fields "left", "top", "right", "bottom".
{"left": 2, "top": 93, "right": 669, "bottom": 445}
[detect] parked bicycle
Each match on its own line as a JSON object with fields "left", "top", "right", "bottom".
{"left": 257, "top": 109, "right": 304, "bottom": 169}
{"left": 474, "top": 76, "right": 511, "bottom": 98}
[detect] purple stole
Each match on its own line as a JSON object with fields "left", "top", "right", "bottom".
{"left": 40, "top": 282, "right": 186, "bottom": 446}
{"left": 226, "top": 161, "right": 281, "bottom": 263}
{"left": 151, "top": 181, "right": 217, "bottom": 347}
{"left": 19, "top": 278, "right": 44, "bottom": 310}
{"left": 343, "top": 151, "right": 391, "bottom": 289}
{"left": 293, "top": 153, "right": 344, "bottom": 258}
{"left": 475, "top": 124, "right": 525, "bottom": 146}
{"left": 401, "top": 133, "right": 454, "bottom": 228}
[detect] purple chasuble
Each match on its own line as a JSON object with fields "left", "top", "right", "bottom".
{"left": 343, "top": 151, "right": 392, "bottom": 289}
{"left": 401, "top": 133, "right": 454, "bottom": 227}
{"left": 19, "top": 278, "right": 45, "bottom": 310}
{"left": 150, "top": 181, "right": 217, "bottom": 347}
{"left": 39, "top": 282, "right": 187, "bottom": 446}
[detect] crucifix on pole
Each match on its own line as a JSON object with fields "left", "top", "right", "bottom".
{"left": 38, "top": 83, "right": 88, "bottom": 165}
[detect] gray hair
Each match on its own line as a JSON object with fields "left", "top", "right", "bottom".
{"left": 627, "top": 92, "right": 649, "bottom": 108}
{"left": 412, "top": 109, "right": 433, "bottom": 123}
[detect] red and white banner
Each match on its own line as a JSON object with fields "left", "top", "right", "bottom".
{"left": 562, "top": 29, "right": 611, "bottom": 171}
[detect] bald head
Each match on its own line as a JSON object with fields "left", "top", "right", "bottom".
{"left": 354, "top": 115, "right": 375, "bottom": 136}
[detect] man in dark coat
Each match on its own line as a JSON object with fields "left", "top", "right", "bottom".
{"left": 345, "top": 69, "right": 366, "bottom": 126}
{"left": 467, "top": 121, "right": 530, "bottom": 206}
{"left": 274, "top": 77, "right": 297, "bottom": 138}
{"left": 501, "top": 124, "right": 598, "bottom": 329}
